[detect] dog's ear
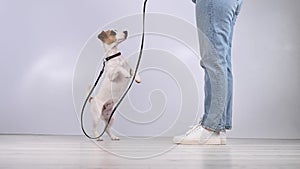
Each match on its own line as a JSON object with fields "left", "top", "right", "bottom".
{"left": 98, "top": 31, "right": 107, "bottom": 42}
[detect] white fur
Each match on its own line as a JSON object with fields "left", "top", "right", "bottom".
{"left": 90, "top": 30, "right": 141, "bottom": 141}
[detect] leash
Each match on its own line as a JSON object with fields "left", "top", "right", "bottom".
{"left": 80, "top": 0, "right": 148, "bottom": 139}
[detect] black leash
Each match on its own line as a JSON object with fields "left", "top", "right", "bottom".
{"left": 80, "top": 0, "right": 148, "bottom": 139}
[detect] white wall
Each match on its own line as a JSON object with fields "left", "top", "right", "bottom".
{"left": 0, "top": 0, "right": 299, "bottom": 139}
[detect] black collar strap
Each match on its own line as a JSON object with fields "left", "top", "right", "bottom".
{"left": 105, "top": 52, "right": 121, "bottom": 62}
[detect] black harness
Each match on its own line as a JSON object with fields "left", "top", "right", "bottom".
{"left": 80, "top": 0, "right": 148, "bottom": 140}
{"left": 105, "top": 52, "right": 121, "bottom": 62}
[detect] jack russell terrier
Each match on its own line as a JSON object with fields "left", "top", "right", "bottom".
{"left": 89, "top": 30, "right": 141, "bottom": 141}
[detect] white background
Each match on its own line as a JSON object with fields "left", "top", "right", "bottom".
{"left": 0, "top": 0, "right": 299, "bottom": 139}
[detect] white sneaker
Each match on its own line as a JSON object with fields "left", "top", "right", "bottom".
{"left": 220, "top": 130, "right": 226, "bottom": 145}
{"left": 173, "top": 125, "right": 222, "bottom": 145}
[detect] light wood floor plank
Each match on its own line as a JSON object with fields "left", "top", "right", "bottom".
{"left": 0, "top": 135, "right": 299, "bottom": 169}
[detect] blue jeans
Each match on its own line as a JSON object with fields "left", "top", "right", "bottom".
{"left": 193, "top": 0, "right": 243, "bottom": 131}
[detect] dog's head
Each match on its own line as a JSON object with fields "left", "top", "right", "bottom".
{"left": 97, "top": 30, "right": 128, "bottom": 46}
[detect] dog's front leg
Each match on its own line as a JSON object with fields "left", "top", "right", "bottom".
{"left": 130, "top": 69, "right": 141, "bottom": 83}
{"left": 109, "top": 67, "right": 131, "bottom": 81}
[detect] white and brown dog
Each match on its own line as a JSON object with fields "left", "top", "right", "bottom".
{"left": 89, "top": 30, "right": 141, "bottom": 141}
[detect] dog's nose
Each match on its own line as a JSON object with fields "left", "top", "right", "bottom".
{"left": 124, "top": 31, "right": 128, "bottom": 38}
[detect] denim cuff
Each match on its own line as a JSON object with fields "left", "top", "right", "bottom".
{"left": 201, "top": 124, "right": 220, "bottom": 132}
{"left": 201, "top": 121, "right": 225, "bottom": 132}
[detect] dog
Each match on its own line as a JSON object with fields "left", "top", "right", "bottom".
{"left": 89, "top": 30, "right": 141, "bottom": 141}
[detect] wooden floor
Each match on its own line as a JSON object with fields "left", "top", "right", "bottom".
{"left": 0, "top": 135, "right": 300, "bottom": 169}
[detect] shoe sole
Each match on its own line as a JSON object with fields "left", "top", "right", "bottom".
{"left": 175, "top": 138, "right": 223, "bottom": 145}
{"left": 220, "top": 138, "right": 226, "bottom": 145}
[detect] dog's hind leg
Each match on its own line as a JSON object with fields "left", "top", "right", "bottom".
{"left": 101, "top": 100, "right": 119, "bottom": 140}
{"left": 91, "top": 99, "right": 103, "bottom": 141}
{"left": 105, "top": 118, "right": 119, "bottom": 140}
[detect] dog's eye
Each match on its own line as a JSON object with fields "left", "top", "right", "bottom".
{"left": 110, "top": 31, "right": 116, "bottom": 36}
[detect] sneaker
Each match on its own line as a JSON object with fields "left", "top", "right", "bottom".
{"left": 173, "top": 124, "right": 222, "bottom": 145}
{"left": 220, "top": 130, "right": 226, "bottom": 145}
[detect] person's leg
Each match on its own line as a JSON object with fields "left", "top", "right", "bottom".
{"left": 224, "top": 0, "right": 243, "bottom": 130}
{"left": 173, "top": 0, "right": 243, "bottom": 144}
{"left": 196, "top": 0, "right": 242, "bottom": 131}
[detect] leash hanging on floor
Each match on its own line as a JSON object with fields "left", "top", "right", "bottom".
{"left": 80, "top": 0, "right": 148, "bottom": 139}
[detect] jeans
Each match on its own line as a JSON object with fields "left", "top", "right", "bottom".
{"left": 193, "top": 0, "right": 243, "bottom": 131}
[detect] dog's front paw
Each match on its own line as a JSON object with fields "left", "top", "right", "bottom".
{"left": 135, "top": 75, "right": 141, "bottom": 83}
